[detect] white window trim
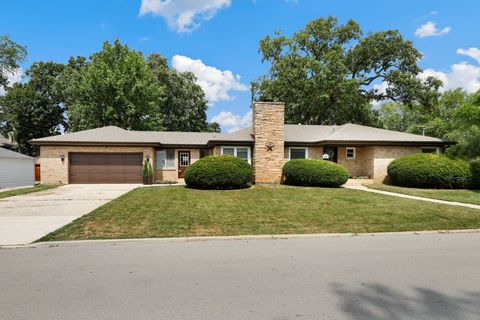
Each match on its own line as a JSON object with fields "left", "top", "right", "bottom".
{"left": 288, "top": 147, "right": 309, "bottom": 160}
{"left": 345, "top": 147, "right": 356, "bottom": 160}
{"left": 421, "top": 147, "right": 440, "bottom": 154}
{"left": 221, "top": 146, "right": 251, "bottom": 164}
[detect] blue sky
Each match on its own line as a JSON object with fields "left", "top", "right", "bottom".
{"left": 2, "top": 0, "right": 480, "bottom": 132}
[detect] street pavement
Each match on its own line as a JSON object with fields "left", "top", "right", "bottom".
{"left": 1, "top": 232, "right": 480, "bottom": 319}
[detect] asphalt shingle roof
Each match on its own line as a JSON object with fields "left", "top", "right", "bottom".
{"left": 0, "top": 147, "right": 33, "bottom": 159}
{"left": 285, "top": 123, "right": 445, "bottom": 143}
{"left": 30, "top": 123, "right": 447, "bottom": 146}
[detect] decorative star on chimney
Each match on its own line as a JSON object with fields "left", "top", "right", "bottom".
{"left": 265, "top": 142, "right": 274, "bottom": 151}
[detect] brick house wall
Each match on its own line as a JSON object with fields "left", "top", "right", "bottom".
{"left": 373, "top": 146, "right": 421, "bottom": 182}
{"left": 39, "top": 145, "right": 155, "bottom": 184}
{"left": 281, "top": 145, "right": 420, "bottom": 182}
{"left": 337, "top": 146, "right": 375, "bottom": 178}
{"left": 154, "top": 148, "right": 201, "bottom": 182}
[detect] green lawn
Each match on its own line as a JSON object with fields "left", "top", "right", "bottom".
{"left": 40, "top": 185, "right": 480, "bottom": 241}
{"left": 366, "top": 183, "right": 480, "bottom": 205}
{"left": 0, "top": 184, "right": 59, "bottom": 199}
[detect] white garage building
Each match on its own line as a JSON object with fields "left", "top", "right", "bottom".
{"left": 0, "top": 147, "right": 35, "bottom": 188}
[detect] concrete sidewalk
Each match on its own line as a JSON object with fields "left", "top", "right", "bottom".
{"left": 346, "top": 185, "right": 480, "bottom": 209}
{"left": 0, "top": 184, "right": 138, "bottom": 246}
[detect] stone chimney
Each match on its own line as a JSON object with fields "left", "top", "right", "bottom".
{"left": 252, "top": 101, "right": 285, "bottom": 183}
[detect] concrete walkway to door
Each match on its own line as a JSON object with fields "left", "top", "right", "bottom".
{"left": 0, "top": 184, "right": 138, "bottom": 246}
{"left": 346, "top": 185, "right": 480, "bottom": 210}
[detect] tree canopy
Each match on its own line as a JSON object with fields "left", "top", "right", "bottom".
{"left": 0, "top": 39, "right": 219, "bottom": 154}
{"left": 0, "top": 35, "right": 27, "bottom": 89}
{"left": 147, "top": 53, "right": 211, "bottom": 132}
{"left": 59, "top": 40, "right": 165, "bottom": 131}
{"left": 253, "top": 16, "right": 441, "bottom": 125}
{"left": 377, "top": 89, "right": 480, "bottom": 160}
{"left": 0, "top": 62, "right": 66, "bottom": 155}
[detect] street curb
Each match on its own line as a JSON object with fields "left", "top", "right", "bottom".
{"left": 2, "top": 228, "right": 480, "bottom": 249}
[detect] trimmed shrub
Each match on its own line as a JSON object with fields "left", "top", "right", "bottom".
{"left": 184, "top": 155, "right": 253, "bottom": 190}
{"left": 470, "top": 158, "right": 480, "bottom": 189}
{"left": 282, "top": 159, "right": 349, "bottom": 187}
{"left": 387, "top": 153, "right": 471, "bottom": 189}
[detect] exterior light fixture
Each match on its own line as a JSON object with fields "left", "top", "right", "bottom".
{"left": 59, "top": 154, "right": 65, "bottom": 162}
{"left": 146, "top": 155, "right": 150, "bottom": 161}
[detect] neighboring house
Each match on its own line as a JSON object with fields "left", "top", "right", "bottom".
{"left": 0, "top": 134, "right": 16, "bottom": 150}
{"left": 0, "top": 147, "right": 35, "bottom": 188}
{"left": 30, "top": 102, "right": 453, "bottom": 185}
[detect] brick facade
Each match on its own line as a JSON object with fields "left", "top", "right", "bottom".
{"left": 372, "top": 146, "right": 421, "bottom": 182}
{"left": 252, "top": 102, "right": 285, "bottom": 183}
{"left": 37, "top": 102, "right": 435, "bottom": 185}
{"left": 337, "top": 146, "right": 374, "bottom": 178}
{"left": 282, "top": 145, "right": 418, "bottom": 182}
{"left": 154, "top": 148, "right": 201, "bottom": 182}
{"left": 39, "top": 145, "right": 155, "bottom": 184}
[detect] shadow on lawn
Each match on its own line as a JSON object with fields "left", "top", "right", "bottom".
{"left": 331, "top": 283, "right": 480, "bottom": 320}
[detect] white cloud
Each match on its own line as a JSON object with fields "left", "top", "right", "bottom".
{"left": 457, "top": 48, "right": 480, "bottom": 64}
{"left": 373, "top": 49, "right": 480, "bottom": 103}
{"left": 415, "top": 21, "right": 451, "bottom": 38}
{"left": 139, "top": 0, "right": 231, "bottom": 33}
{"left": 373, "top": 81, "right": 389, "bottom": 95}
{"left": 0, "top": 68, "right": 22, "bottom": 96}
{"left": 211, "top": 110, "right": 252, "bottom": 133}
{"left": 371, "top": 81, "right": 390, "bottom": 106}
{"left": 172, "top": 54, "right": 248, "bottom": 104}
{"left": 419, "top": 62, "right": 480, "bottom": 93}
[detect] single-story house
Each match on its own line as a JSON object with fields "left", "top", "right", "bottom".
{"left": 0, "top": 147, "right": 35, "bottom": 188}
{"left": 30, "top": 102, "right": 453, "bottom": 185}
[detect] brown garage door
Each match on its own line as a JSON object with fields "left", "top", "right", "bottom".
{"left": 69, "top": 153, "right": 143, "bottom": 184}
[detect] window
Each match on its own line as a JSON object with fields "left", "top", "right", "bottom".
{"left": 289, "top": 147, "right": 308, "bottom": 160}
{"left": 222, "top": 147, "right": 235, "bottom": 156}
{"left": 157, "top": 149, "right": 175, "bottom": 169}
{"left": 421, "top": 147, "right": 440, "bottom": 154}
{"left": 221, "top": 146, "right": 251, "bottom": 164}
{"left": 179, "top": 152, "right": 190, "bottom": 166}
{"left": 346, "top": 147, "right": 356, "bottom": 160}
{"left": 236, "top": 148, "right": 249, "bottom": 162}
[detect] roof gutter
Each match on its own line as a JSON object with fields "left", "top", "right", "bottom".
{"left": 285, "top": 140, "right": 456, "bottom": 147}
{"left": 207, "top": 140, "right": 254, "bottom": 147}
{"left": 29, "top": 141, "right": 161, "bottom": 147}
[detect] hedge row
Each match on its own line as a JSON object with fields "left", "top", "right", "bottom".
{"left": 387, "top": 153, "right": 475, "bottom": 189}
{"left": 282, "top": 159, "right": 349, "bottom": 187}
{"left": 184, "top": 153, "right": 480, "bottom": 190}
{"left": 184, "top": 155, "right": 253, "bottom": 190}
{"left": 470, "top": 158, "right": 480, "bottom": 189}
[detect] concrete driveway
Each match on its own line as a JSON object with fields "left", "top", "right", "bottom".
{"left": 0, "top": 184, "right": 138, "bottom": 246}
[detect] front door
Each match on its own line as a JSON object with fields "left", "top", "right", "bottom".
{"left": 178, "top": 151, "right": 190, "bottom": 178}
{"left": 323, "top": 147, "right": 338, "bottom": 163}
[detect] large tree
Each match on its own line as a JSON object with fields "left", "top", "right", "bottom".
{"left": 0, "top": 62, "right": 66, "bottom": 155}
{"left": 146, "top": 54, "right": 218, "bottom": 132}
{"left": 59, "top": 40, "right": 218, "bottom": 132}
{"left": 0, "top": 35, "right": 27, "bottom": 89}
{"left": 59, "top": 40, "right": 165, "bottom": 131}
{"left": 377, "top": 89, "right": 480, "bottom": 160}
{"left": 252, "top": 16, "right": 441, "bottom": 125}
